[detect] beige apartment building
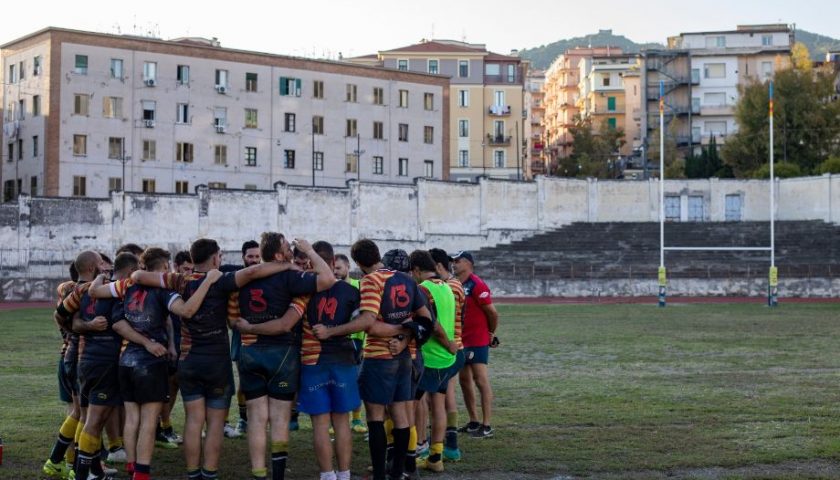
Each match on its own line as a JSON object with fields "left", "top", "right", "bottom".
{"left": 576, "top": 54, "right": 638, "bottom": 156}
{"left": 524, "top": 69, "right": 546, "bottom": 177}
{"left": 351, "top": 40, "right": 527, "bottom": 181}
{"left": 1, "top": 28, "right": 448, "bottom": 199}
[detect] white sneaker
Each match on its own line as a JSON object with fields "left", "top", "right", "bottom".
{"left": 106, "top": 447, "right": 126, "bottom": 463}
{"left": 223, "top": 422, "right": 241, "bottom": 438}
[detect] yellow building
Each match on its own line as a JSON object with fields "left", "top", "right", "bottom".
{"left": 577, "top": 54, "right": 638, "bottom": 155}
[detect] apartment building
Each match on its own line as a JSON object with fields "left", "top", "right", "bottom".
{"left": 350, "top": 40, "right": 527, "bottom": 181}
{"left": 576, "top": 54, "right": 638, "bottom": 155}
{"left": 1, "top": 28, "right": 448, "bottom": 199}
{"left": 524, "top": 69, "right": 546, "bottom": 176}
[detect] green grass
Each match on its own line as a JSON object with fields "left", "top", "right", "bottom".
{"left": 4, "top": 303, "right": 840, "bottom": 479}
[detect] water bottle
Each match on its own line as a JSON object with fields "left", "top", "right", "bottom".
{"left": 0, "top": 435, "right": 4, "bottom": 465}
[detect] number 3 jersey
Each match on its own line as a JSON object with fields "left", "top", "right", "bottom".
{"left": 359, "top": 268, "right": 428, "bottom": 360}
{"left": 298, "top": 281, "right": 362, "bottom": 365}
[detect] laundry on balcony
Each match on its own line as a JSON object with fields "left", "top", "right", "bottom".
{"left": 3, "top": 121, "right": 20, "bottom": 140}
{"left": 489, "top": 105, "right": 511, "bottom": 115}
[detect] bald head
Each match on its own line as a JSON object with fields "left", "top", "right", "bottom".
{"left": 74, "top": 250, "right": 102, "bottom": 280}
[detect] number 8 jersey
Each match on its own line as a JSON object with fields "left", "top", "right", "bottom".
{"left": 359, "top": 268, "right": 428, "bottom": 360}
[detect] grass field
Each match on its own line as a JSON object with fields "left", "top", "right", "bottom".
{"left": 4, "top": 303, "right": 840, "bottom": 479}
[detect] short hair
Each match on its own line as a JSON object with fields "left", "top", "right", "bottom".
{"left": 174, "top": 250, "right": 192, "bottom": 267}
{"left": 116, "top": 243, "right": 144, "bottom": 256}
{"left": 190, "top": 238, "right": 220, "bottom": 265}
{"left": 141, "top": 248, "right": 171, "bottom": 272}
{"left": 409, "top": 250, "right": 437, "bottom": 273}
{"left": 99, "top": 253, "right": 112, "bottom": 266}
{"left": 335, "top": 253, "right": 351, "bottom": 265}
{"left": 74, "top": 251, "right": 101, "bottom": 274}
{"left": 241, "top": 240, "right": 259, "bottom": 257}
{"left": 113, "top": 252, "right": 139, "bottom": 273}
{"left": 382, "top": 249, "right": 410, "bottom": 272}
{"left": 292, "top": 246, "right": 309, "bottom": 260}
{"left": 68, "top": 262, "right": 79, "bottom": 282}
{"left": 351, "top": 239, "right": 381, "bottom": 269}
{"left": 260, "top": 232, "right": 286, "bottom": 262}
{"left": 312, "top": 241, "right": 334, "bottom": 264}
{"left": 428, "top": 248, "right": 451, "bottom": 270}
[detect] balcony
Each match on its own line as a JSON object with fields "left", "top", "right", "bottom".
{"left": 488, "top": 105, "right": 511, "bottom": 116}
{"left": 484, "top": 74, "right": 521, "bottom": 85}
{"left": 700, "top": 104, "right": 735, "bottom": 116}
{"left": 486, "top": 134, "right": 512, "bottom": 146}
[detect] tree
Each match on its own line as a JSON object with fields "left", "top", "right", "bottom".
{"left": 647, "top": 123, "right": 680, "bottom": 178}
{"left": 791, "top": 42, "right": 812, "bottom": 72}
{"left": 685, "top": 137, "right": 729, "bottom": 178}
{"left": 560, "top": 116, "right": 625, "bottom": 178}
{"left": 722, "top": 68, "right": 840, "bottom": 178}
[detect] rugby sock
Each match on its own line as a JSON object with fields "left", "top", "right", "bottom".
{"left": 186, "top": 467, "right": 202, "bottom": 479}
{"left": 445, "top": 412, "right": 459, "bottom": 450}
{"left": 384, "top": 418, "right": 394, "bottom": 465}
{"left": 319, "top": 471, "right": 337, "bottom": 480}
{"left": 133, "top": 463, "right": 150, "bottom": 480}
{"left": 160, "top": 418, "right": 172, "bottom": 430}
{"left": 390, "top": 427, "right": 410, "bottom": 479}
{"left": 429, "top": 441, "right": 444, "bottom": 463}
{"left": 126, "top": 461, "right": 135, "bottom": 476}
{"left": 367, "top": 421, "right": 387, "bottom": 480}
{"left": 201, "top": 467, "right": 218, "bottom": 479}
{"left": 251, "top": 467, "right": 267, "bottom": 480}
{"left": 238, "top": 391, "right": 248, "bottom": 422}
{"left": 72, "top": 419, "right": 84, "bottom": 470}
{"left": 352, "top": 409, "right": 362, "bottom": 421}
{"left": 49, "top": 416, "right": 79, "bottom": 463}
{"left": 75, "top": 431, "right": 100, "bottom": 479}
{"left": 271, "top": 440, "right": 288, "bottom": 480}
{"left": 336, "top": 470, "right": 351, "bottom": 480}
{"left": 404, "top": 426, "right": 418, "bottom": 472}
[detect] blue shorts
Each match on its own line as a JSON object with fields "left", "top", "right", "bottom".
{"left": 464, "top": 346, "right": 489, "bottom": 365}
{"left": 58, "top": 356, "right": 72, "bottom": 403}
{"left": 359, "top": 353, "right": 413, "bottom": 405}
{"left": 411, "top": 352, "right": 425, "bottom": 398}
{"left": 61, "top": 356, "right": 79, "bottom": 396}
{"left": 238, "top": 344, "right": 300, "bottom": 401}
{"left": 417, "top": 366, "right": 453, "bottom": 396}
{"left": 298, "top": 363, "right": 361, "bottom": 416}
{"left": 447, "top": 349, "right": 466, "bottom": 377}
{"left": 178, "top": 354, "right": 234, "bottom": 409}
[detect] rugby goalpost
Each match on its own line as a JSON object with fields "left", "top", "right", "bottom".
{"left": 657, "top": 80, "right": 778, "bottom": 307}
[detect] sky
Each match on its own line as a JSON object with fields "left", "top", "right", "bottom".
{"left": 2, "top": 0, "right": 838, "bottom": 58}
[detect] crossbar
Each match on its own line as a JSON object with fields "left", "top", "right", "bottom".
{"left": 663, "top": 246, "right": 773, "bottom": 252}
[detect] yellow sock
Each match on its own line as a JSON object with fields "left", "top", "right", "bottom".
{"left": 78, "top": 431, "right": 101, "bottom": 455}
{"left": 408, "top": 426, "right": 418, "bottom": 452}
{"left": 446, "top": 412, "right": 458, "bottom": 429}
{"left": 237, "top": 391, "right": 246, "bottom": 407}
{"left": 106, "top": 436, "right": 123, "bottom": 451}
{"left": 431, "top": 442, "right": 444, "bottom": 456}
{"left": 160, "top": 419, "right": 172, "bottom": 430}
{"left": 64, "top": 417, "right": 80, "bottom": 464}
{"left": 252, "top": 467, "right": 267, "bottom": 478}
{"left": 384, "top": 418, "right": 394, "bottom": 444}
{"left": 352, "top": 409, "right": 362, "bottom": 421}
{"left": 74, "top": 420, "right": 84, "bottom": 444}
{"left": 271, "top": 440, "right": 289, "bottom": 453}
{"left": 59, "top": 416, "right": 79, "bottom": 439}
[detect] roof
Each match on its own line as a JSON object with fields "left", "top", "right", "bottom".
{"left": 380, "top": 40, "right": 486, "bottom": 55}
{"left": 485, "top": 51, "right": 521, "bottom": 62}
{"left": 678, "top": 25, "right": 791, "bottom": 36}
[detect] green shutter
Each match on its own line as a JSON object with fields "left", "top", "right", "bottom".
{"left": 279, "top": 77, "right": 288, "bottom": 96}
{"left": 295, "top": 78, "right": 302, "bottom": 96}
{"left": 607, "top": 96, "right": 616, "bottom": 111}
{"left": 607, "top": 117, "right": 617, "bottom": 129}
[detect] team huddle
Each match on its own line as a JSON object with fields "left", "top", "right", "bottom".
{"left": 42, "top": 234, "right": 499, "bottom": 480}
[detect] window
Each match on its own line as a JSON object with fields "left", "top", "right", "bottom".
{"left": 244, "top": 184, "right": 257, "bottom": 190}
{"left": 494, "top": 90, "right": 505, "bottom": 107}
{"left": 176, "top": 103, "right": 190, "bottom": 124}
{"left": 346, "top": 84, "right": 357, "bottom": 102}
{"left": 108, "top": 137, "right": 124, "bottom": 159}
{"left": 176, "top": 142, "right": 194, "bottom": 163}
{"left": 373, "top": 121, "right": 384, "bottom": 140}
{"left": 175, "top": 181, "right": 189, "bottom": 194}
{"left": 346, "top": 119, "right": 357, "bottom": 137}
{"left": 73, "top": 176, "right": 86, "bottom": 196}
{"left": 424, "top": 160, "right": 434, "bottom": 178}
{"left": 706, "top": 36, "right": 726, "bottom": 48}
{"left": 688, "top": 196, "right": 704, "bottom": 222}
{"left": 245, "top": 72, "right": 258, "bottom": 92}
{"left": 761, "top": 61, "right": 773, "bottom": 78}
{"left": 507, "top": 64, "right": 516, "bottom": 83}
{"left": 494, "top": 120, "right": 505, "bottom": 138}
{"left": 704, "top": 63, "right": 725, "bottom": 79}
{"left": 245, "top": 147, "right": 257, "bottom": 166}
{"left": 32, "top": 135, "right": 38, "bottom": 157}
{"left": 74, "top": 55, "right": 88, "bottom": 75}
{"left": 19, "top": 61, "right": 24, "bottom": 81}
{"left": 428, "top": 59, "right": 439, "bottom": 74}
{"left": 284, "top": 113, "right": 296, "bottom": 132}
{"left": 704, "top": 92, "right": 726, "bottom": 106}
{"left": 424, "top": 126, "right": 434, "bottom": 144}
{"left": 142, "top": 100, "right": 156, "bottom": 121}
{"left": 313, "top": 80, "right": 324, "bottom": 99}
{"left": 399, "top": 90, "right": 409, "bottom": 108}
{"left": 73, "top": 135, "right": 87, "bottom": 156}
{"left": 458, "top": 89, "right": 469, "bottom": 107}
{"left": 142, "top": 179, "right": 156, "bottom": 193}
{"left": 215, "top": 69, "right": 228, "bottom": 88}
{"left": 458, "top": 149, "right": 469, "bottom": 167}
{"left": 110, "top": 58, "right": 123, "bottom": 79}
{"left": 485, "top": 64, "right": 500, "bottom": 76}
{"left": 494, "top": 150, "right": 505, "bottom": 168}
{"left": 279, "top": 77, "right": 302, "bottom": 96}
{"left": 761, "top": 34, "right": 773, "bottom": 46}
{"left": 397, "top": 59, "right": 408, "bottom": 71}
{"left": 33, "top": 56, "right": 41, "bottom": 76}
{"left": 691, "top": 68, "right": 700, "bottom": 83}
{"left": 373, "top": 87, "right": 384, "bottom": 105}
{"left": 398, "top": 158, "right": 408, "bottom": 176}
{"left": 32, "top": 95, "right": 41, "bottom": 116}
{"left": 27, "top": 176, "right": 36, "bottom": 195}
{"left": 607, "top": 96, "right": 616, "bottom": 111}
{"left": 18, "top": 99, "right": 25, "bottom": 120}
{"left": 313, "top": 151, "right": 324, "bottom": 171}
{"left": 725, "top": 194, "right": 742, "bottom": 221}
{"left": 458, "top": 119, "right": 469, "bottom": 137}
{"left": 6, "top": 143, "right": 12, "bottom": 163}
{"left": 398, "top": 123, "right": 409, "bottom": 142}
{"left": 705, "top": 121, "right": 727, "bottom": 137}
{"left": 458, "top": 60, "right": 469, "bottom": 78}
{"left": 424, "top": 93, "right": 434, "bottom": 111}
{"left": 214, "top": 145, "right": 227, "bottom": 165}
{"left": 3, "top": 180, "right": 13, "bottom": 201}
{"left": 692, "top": 126, "right": 702, "bottom": 143}
{"left": 208, "top": 182, "right": 227, "bottom": 189}
{"left": 245, "top": 108, "right": 258, "bottom": 129}
{"left": 692, "top": 97, "right": 701, "bottom": 113}
{"left": 664, "top": 196, "right": 680, "bottom": 221}
{"left": 108, "top": 177, "right": 121, "bottom": 192}
{"left": 607, "top": 117, "right": 617, "bottom": 129}
{"left": 103, "top": 96, "right": 123, "bottom": 118}
{"left": 143, "top": 61, "right": 156, "bottom": 82}
{"left": 142, "top": 140, "right": 156, "bottom": 161}
{"left": 345, "top": 154, "right": 358, "bottom": 173}
{"left": 284, "top": 150, "right": 295, "bottom": 168}
{"left": 74, "top": 94, "right": 89, "bottom": 116}
{"left": 176, "top": 65, "right": 190, "bottom": 85}
{"left": 312, "top": 116, "right": 324, "bottom": 135}
{"left": 373, "top": 156, "right": 384, "bottom": 175}
{"left": 17, "top": 139, "right": 23, "bottom": 160}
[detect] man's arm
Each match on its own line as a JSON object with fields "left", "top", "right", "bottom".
{"left": 312, "top": 310, "right": 377, "bottom": 340}
{"left": 165, "top": 316, "right": 177, "bottom": 360}
{"left": 132, "top": 270, "right": 172, "bottom": 289}
{"left": 88, "top": 274, "right": 115, "bottom": 299}
{"left": 169, "top": 269, "right": 222, "bottom": 319}
{"left": 72, "top": 315, "right": 108, "bottom": 333}
{"left": 112, "top": 319, "right": 167, "bottom": 358}
{"left": 234, "top": 261, "right": 295, "bottom": 288}
{"left": 295, "top": 238, "right": 337, "bottom": 292}
{"left": 237, "top": 306, "right": 302, "bottom": 336}
{"left": 480, "top": 303, "right": 499, "bottom": 335}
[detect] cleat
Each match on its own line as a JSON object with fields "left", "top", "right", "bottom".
{"left": 418, "top": 456, "right": 444, "bottom": 472}
{"left": 470, "top": 425, "right": 493, "bottom": 439}
{"left": 223, "top": 421, "right": 241, "bottom": 438}
{"left": 43, "top": 459, "right": 72, "bottom": 479}
{"left": 163, "top": 426, "right": 183, "bottom": 445}
{"left": 442, "top": 446, "right": 461, "bottom": 461}
{"left": 106, "top": 447, "right": 126, "bottom": 463}
{"left": 456, "top": 421, "right": 480, "bottom": 433}
{"left": 236, "top": 417, "right": 248, "bottom": 436}
{"left": 289, "top": 419, "right": 299, "bottom": 431}
{"left": 351, "top": 418, "right": 368, "bottom": 433}
{"left": 416, "top": 440, "right": 429, "bottom": 459}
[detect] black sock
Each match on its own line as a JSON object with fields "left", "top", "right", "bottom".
{"left": 90, "top": 454, "right": 104, "bottom": 476}
{"left": 368, "top": 421, "right": 387, "bottom": 480}
{"left": 445, "top": 427, "right": 458, "bottom": 449}
{"left": 271, "top": 450, "right": 287, "bottom": 480}
{"left": 239, "top": 404, "right": 248, "bottom": 422}
{"left": 187, "top": 468, "right": 202, "bottom": 479}
{"left": 74, "top": 451, "right": 94, "bottom": 479}
{"left": 201, "top": 468, "right": 218, "bottom": 479}
{"left": 48, "top": 434, "right": 73, "bottom": 464}
{"left": 390, "top": 427, "right": 410, "bottom": 480}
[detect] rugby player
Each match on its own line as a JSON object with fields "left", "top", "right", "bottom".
{"left": 333, "top": 253, "right": 367, "bottom": 434}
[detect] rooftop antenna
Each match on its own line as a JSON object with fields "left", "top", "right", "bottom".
{"left": 431, "top": 23, "right": 435, "bottom": 41}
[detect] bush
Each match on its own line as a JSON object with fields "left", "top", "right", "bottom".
{"left": 817, "top": 157, "right": 840, "bottom": 174}
{"left": 751, "top": 162, "right": 803, "bottom": 179}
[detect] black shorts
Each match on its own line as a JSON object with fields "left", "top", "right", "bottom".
{"left": 58, "top": 356, "right": 73, "bottom": 403}
{"left": 178, "top": 354, "right": 233, "bottom": 410}
{"left": 358, "top": 353, "right": 413, "bottom": 405}
{"left": 411, "top": 352, "right": 425, "bottom": 398}
{"left": 417, "top": 366, "right": 454, "bottom": 398}
{"left": 238, "top": 344, "right": 300, "bottom": 401}
{"left": 78, "top": 359, "right": 121, "bottom": 407}
{"left": 119, "top": 363, "right": 169, "bottom": 404}
{"left": 61, "top": 357, "right": 79, "bottom": 396}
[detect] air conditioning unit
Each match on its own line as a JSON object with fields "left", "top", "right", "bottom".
{"left": 215, "top": 85, "right": 227, "bottom": 94}
{"left": 145, "top": 78, "right": 156, "bottom": 87}
{"left": 215, "top": 124, "right": 226, "bottom": 133}
{"left": 144, "top": 119, "right": 155, "bottom": 128}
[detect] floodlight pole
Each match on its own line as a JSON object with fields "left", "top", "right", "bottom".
{"left": 768, "top": 81, "right": 778, "bottom": 307}
{"left": 658, "top": 80, "right": 667, "bottom": 307}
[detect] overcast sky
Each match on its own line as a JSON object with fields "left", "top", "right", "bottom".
{"left": 2, "top": 0, "right": 838, "bottom": 57}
